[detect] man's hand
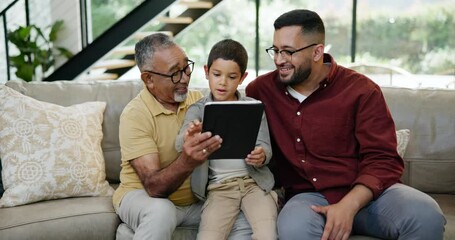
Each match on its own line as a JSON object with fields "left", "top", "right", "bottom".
{"left": 311, "top": 184, "right": 373, "bottom": 240}
{"left": 311, "top": 202, "right": 355, "bottom": 240}
{"left": 245, "top": 146, "right": 266, "bottom": 167}
{"left": 182, "top": 120, "right": 222, "bottom": 166}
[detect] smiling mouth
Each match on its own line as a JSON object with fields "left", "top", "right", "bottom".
{"left": 279, "top": 65, "right": 293, "bottom": 75}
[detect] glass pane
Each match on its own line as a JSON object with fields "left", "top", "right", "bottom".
{"left": 356, "top": 0, "right": 455, "bottom": 88}
{"left": 175, "top": 0, "right": 256, "bottom": 88}
{"left": 90, "top": 0, "right": 145, "bottom": 40}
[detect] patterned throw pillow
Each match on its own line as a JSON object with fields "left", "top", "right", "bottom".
{"left": 0, "top": 85, "right": 113, "bottom": 208}
{"left": 396, "top": 129, "right": 411, "bottom": 158}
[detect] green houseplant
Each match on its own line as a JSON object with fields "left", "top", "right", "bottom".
{"left": 7, "top": 20, "right": 73, "bottom": 82}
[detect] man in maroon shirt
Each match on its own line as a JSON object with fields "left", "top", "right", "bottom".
{"left": 246, "top": 9, "right": 445, "bottom": 240}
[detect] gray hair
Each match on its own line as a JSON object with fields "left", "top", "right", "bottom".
{"left": 135, "top": 33, "right": 176, "bottom": 71}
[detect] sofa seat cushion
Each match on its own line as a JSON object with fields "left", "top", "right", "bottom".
{"left": 0, "top": 196, "right": 120, "bottom": 240}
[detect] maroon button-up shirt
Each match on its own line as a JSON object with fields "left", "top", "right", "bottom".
{"left": 246, "top": 54, "right": 403, "bottom": 204}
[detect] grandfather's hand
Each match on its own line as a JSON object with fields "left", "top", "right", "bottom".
{"left": 182, "top": 120, "right": 222, "bottom": 166}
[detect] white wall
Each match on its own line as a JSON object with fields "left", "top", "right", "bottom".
{"left": 0, "top": 0, "right": 82, "bottom": 83}
{"left": 50, "top": 0, "right": 82, "bottom": 67}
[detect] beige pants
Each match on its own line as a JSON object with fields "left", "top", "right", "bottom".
{"left": 198, "top": 177, "right": 278, "bottom": 240}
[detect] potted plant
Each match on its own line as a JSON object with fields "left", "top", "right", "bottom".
{"left": 7, "top": 20, "right": 73, "bottom": 82}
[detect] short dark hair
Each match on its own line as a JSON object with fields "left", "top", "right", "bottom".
{"left": 207, "top": 39, "right": 248, "bottom": 76}
{"left": 274, "top": 9, "right": 325, "bottom": 43}
{"left": 135, "top": 33, "right": 176, "bottom": 71}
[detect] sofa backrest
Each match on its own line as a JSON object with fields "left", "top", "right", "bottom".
{"left": 381, "top": 87, "right": 455, "bottom": 194}
{"left": 5, "top": 80, "right": 455, "bottom": 194}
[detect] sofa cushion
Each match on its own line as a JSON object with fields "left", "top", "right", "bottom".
{"left": 0, "top": 85, "right": 113, "bottom": 207}
{"left": 0, "top": 196, "right": 120, "bottom": 240}
{"left": 396, "top": 129, "right": 410, "bottom": 158}
{"left": 5, "top": 80, "right": 144, "bottom": 184}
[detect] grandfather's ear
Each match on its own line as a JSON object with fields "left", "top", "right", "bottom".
{"left": 140, "top": 72, "right": 150, "bottom": 84}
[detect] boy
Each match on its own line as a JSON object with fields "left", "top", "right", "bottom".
{"left": 175, "top": 39, "right": 277, "bottom": 240}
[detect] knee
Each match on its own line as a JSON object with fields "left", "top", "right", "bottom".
{"left": 277, "top": 202, "right": 323, "bottom": 240}
{"left": 408, "top": 197, "right": 446, "bottom": 230}
{"left": 399, "top": 195, "right": 446, "bottom": 238}
{"left": 141, "top": 198, "right": 177, "bottom": 226}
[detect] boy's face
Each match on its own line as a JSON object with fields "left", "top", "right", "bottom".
{"left": 204, "top": 59, "right": 248, "bottom": 101}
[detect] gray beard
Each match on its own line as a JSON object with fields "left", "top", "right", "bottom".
{"left": 174, "top": 92, "right": 187, "bottom": 102}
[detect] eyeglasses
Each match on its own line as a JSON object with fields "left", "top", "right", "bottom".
{"left": 143, "top": 60, "right": 195, "bottom": 84}
{"left": 266, "top": 43, "right": 317, "bottom": 60}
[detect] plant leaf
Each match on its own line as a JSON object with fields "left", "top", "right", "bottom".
{"left": 56, "top": 47, "right": 74, "bottom": 58}
{"left": 49, "top": 20, "right": 64, "bottom": 42}
{"left": 15, "top": 64, "right": 34, "bottom": 82}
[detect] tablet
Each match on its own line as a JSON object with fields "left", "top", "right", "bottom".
{"left": 202, "top": 100, "right": 264, "bottom": 159}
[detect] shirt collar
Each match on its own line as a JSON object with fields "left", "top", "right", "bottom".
{"left": 320, "top": 53, "right": 337, "bottom": 88}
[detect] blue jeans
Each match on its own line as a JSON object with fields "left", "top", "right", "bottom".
{"left": 278, "top": 183, "right": 446, "bottom": 240}
{"left": 117, "top": 189, "right": 252, "bottom": 240}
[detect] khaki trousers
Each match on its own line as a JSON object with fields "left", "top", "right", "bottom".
{"left": 198, "top": 177, "right": 278, "bottom": 240}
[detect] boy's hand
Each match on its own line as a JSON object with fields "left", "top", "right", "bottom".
{"left": 245, "top": 146, "right": 266, "bottom": 167}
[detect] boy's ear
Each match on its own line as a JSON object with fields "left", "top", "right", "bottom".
{"left": 204, "top": 65, "right": 209, "bottom": 80}
{"left": 239, "top": 71, "right": 248, "bottom": 85}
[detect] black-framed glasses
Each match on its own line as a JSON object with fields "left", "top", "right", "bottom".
{"left": 266, "top": 43, "right": 318, "bottom": 60}
{"left": 143, "top": 60, "right": 195, "bottom": 84}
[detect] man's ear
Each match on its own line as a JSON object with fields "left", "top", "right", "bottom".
{"left": 313, "top": 44, "right": 325, "bottom": 62}
{"left": 204, "top": 65, "right": 209, "bottom": 80}
{"left": 239, "top": 71, "right": 249, "bottom": 85}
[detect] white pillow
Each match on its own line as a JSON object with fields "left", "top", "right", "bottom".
{"left": 0, "top": 85, "right": 113, "bottom": 208}
{"left": 396, "top": 129, "right": 411, "bottom": 158}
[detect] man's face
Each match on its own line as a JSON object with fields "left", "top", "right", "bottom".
{"left": 142, "top": 45, "right": 191, "bottom": 104}
{"left": 272, "top": 26, "right": 315, "bottom": 86}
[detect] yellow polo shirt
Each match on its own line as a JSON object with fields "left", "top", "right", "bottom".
{"left": 113, "top": 87, "right": 203, "bottom": 209}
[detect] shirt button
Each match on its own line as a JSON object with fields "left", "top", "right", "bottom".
{"left": 297, "top": 111, "right": 301, "bottom": 116}
{"left": 296, "top": 138, "right": 301, "bottom": 142}
{"left": 285, "top": 92, "right": 289, "bottom": 95}
{"left": 301, "top": 159, "right": 305, "bottom": 163}
{"left": 312, "top": 178, "right": 317, "bottom": 182}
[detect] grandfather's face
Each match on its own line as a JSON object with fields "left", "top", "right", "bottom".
{"left": 142, "top": 45, "right": 191, "bottom": 105}
{"left": 272, "top": 26, "right": 315, "bottom": 86}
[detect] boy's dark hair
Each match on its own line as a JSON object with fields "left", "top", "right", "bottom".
{"left": 274, "top": 9, "right": 325, "bottom": 44}
{"left": 207, "top": 39, "right": 248, "bottom": 76}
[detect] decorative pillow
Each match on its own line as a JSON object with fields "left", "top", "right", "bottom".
{"left": 396, "top": 129, "right": 411, "bottom": 158}
{"left": 0, "top": 85, "right": 114, "bottom": 208}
